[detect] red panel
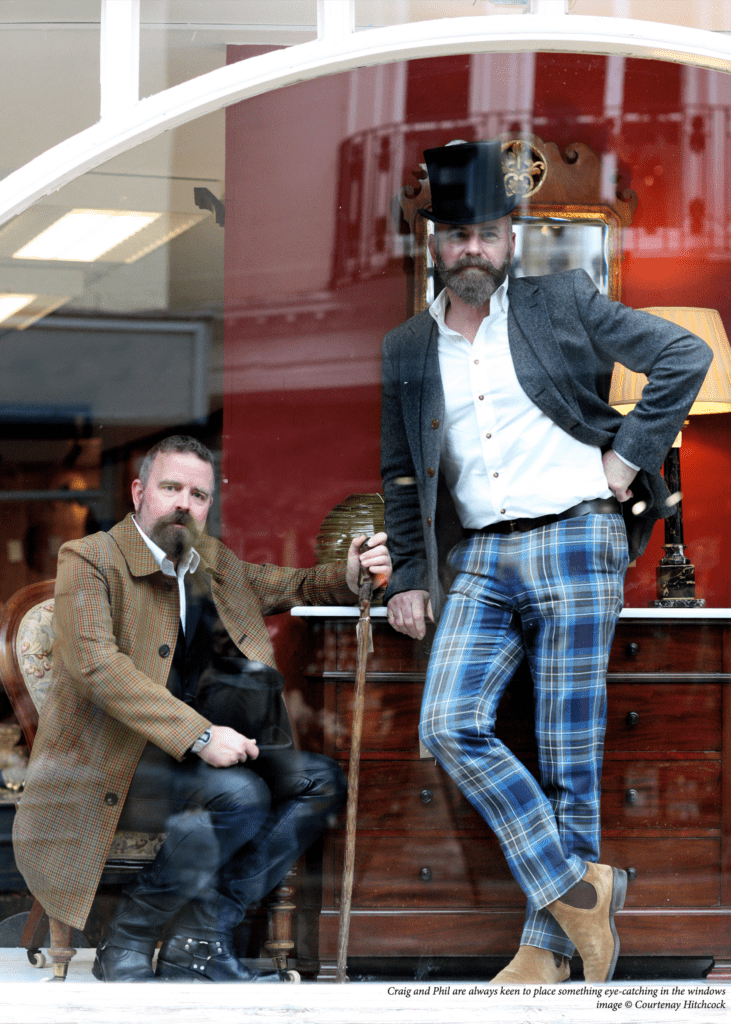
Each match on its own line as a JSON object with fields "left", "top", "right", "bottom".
{"left": 405, "top": 55, "right": 471, "bottom": 123}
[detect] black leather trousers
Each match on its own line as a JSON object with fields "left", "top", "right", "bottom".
{"left": 115, "top": 745, "right": 346, "bottom": 946}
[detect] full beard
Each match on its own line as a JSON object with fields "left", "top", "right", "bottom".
{"left": 149, "top": 509, "right": 200, "bottom": 561}
{"left": 435, "top": 251, "right": 511, "bottom": 307}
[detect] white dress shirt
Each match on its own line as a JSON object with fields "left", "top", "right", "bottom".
{"left": 132, "top": 515, "right": 200, "bottom": 633}
{"left": 430, "top": 278, "right": 614, "bottom": 529}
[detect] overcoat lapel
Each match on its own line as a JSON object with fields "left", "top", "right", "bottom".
{"left": 508, "top": 277, "right": 583, "bottom": 429}
{"left": 112, "top": 515, "right": 160, "bottom": 577}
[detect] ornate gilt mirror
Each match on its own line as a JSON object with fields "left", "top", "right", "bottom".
{"left": 398, "top": 135, "right": 638, "bottom": 312}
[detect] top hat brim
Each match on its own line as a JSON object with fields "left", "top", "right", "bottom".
{"left": 417, "top": 193, "right": 519, "bottom": 225}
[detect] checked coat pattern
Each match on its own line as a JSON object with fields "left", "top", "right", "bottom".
{"left": 13, "top": 513, "right": 355, "bottom": 929}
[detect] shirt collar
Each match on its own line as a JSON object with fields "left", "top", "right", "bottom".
{"left": 132, "top": 515, "right": 200, "bottom": 578}
{"left": 429, "top": 274, "right": 510, "bottom": 332}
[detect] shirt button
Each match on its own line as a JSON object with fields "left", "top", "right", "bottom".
{"left": 427, "top": 467, "right": 435, "bottom": 477}
{"left": 493, "top": 472, "right": 499, "bottom": 478}
{"left": 104, "top": 792, "right": 118, "bottom": 806}
{"left": 431, "top": 419, "right": 439, "bottom": 429}
{"left": 159, "top": 644, "right": 171, "bottom": 658}
{"left": 474, "top": 359, "right": 479, "bottom": 365}
{"left": 500, "top": 509, "right": 506, "bottom": 514}
{"left": 485, "top": 433, "right": 491, "bottom": 439}
{"left": 478, "top": 395, "right": 484, "bottom": 400}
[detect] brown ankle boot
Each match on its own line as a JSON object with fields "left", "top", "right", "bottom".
{"left": 489, "top": 945, "right": 570, "bottom": 985}
{"left": 546, "top": 862, "right": 627, "bottom": 982}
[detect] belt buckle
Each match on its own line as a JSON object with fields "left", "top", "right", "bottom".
{"left": 507, "top": 519, "right": 519, "bottom": 534}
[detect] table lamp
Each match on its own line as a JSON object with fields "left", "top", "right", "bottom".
{"left": 609, "top": 307, "right": 731, "bottom": 607}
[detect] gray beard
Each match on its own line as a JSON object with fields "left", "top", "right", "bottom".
{"left": 435, "top": 251, "right": 511, "bottom": 307}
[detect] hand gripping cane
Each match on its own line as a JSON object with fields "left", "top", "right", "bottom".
{"left": 335, "top": 539, "right": 374, "bottom": 983}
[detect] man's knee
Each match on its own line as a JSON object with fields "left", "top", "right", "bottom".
{"left": 419, "top": 709, "right": 452, "bottom": 761}
{"left": 203, "top": 764, "right": 272, "bottom": 820}
{"left": 266, "top": 751, "right": 347, "bottom": 814}
{"left": 295, "top": 752, "right": 347, "bottom": 809}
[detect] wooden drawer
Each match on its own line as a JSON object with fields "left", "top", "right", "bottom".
{"left": 330, "top": 833, "right": 522, "bottom": 908}
{"left": 601, "top": 837, "right": 720, "bottom": 907}
{"left": 328, "top": 835, "right": 720, "bottom": 909}
{"left": 334, "top": 669, "right": 537, "bottom": 756}
{"left": 605, "top": 682, "right": 721, "bottom": 751}
{"left": 600, "top": 760, "right": 721, "bottom": 830}
{"left": 350, "top": 759, "right": 721, "bottom": 833}
{"left": 333, "top": 679, "right": 721, "bottom": 758}
{"left": 332, "top": 622, "right": 431, "bottom": 674}
{"left": 354, "top": 761, "right": 485, "bottom": 830}
{"left": 334, "top": 683, "right": 423, "bottom": 755}
{"left": 608, "top": 623, "right": 723, "bottom": 674}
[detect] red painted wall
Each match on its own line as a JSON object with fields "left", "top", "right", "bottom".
{"left": 223, "top": 50, "right": 731, "bottom": 687}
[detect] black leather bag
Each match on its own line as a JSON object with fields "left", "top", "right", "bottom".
{"left": 193, "top": 657, "right": 294, "bottom": 751}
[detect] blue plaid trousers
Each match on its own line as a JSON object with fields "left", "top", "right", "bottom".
{"left": 419, "top": 513, "right": 629, "bottom": 958}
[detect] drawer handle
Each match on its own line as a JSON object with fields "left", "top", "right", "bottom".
{"left": 627, "top": 867, "right": 638, "bottom": 883}
{"left": 625, "top": 788, "right": 639, "bottom": 806}
{"left": 420, "top": 789, "right": 433, "bottom": 805}
{"left": 420, "top": 867, "right": 432, "bottom": 883}
{"left": 626, "top": 711, "right": 640, "bottom": 728}
{"left": 626, "top": 642, "right": 640, "bottom": 657}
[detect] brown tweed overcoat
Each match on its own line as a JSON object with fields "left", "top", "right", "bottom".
{"left": 13, "top": 513, "right": 354, "bottom": 929}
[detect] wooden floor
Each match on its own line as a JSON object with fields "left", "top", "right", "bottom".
{"left": 0, "top": 949, "right": 728, "bottom": 1024}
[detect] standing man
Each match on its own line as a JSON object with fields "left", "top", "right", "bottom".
{"left": 381, "top": 141, "right": 711, "bottom": 984}
{"left": 14, "top": 435, "right": 391, "bottom": 983}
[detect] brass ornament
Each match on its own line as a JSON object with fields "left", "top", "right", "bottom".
{"left": 501, "top": 139, "right": 547, "bottom": 199}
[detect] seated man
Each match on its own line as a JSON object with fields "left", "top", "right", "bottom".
{"left": 13, "top": 434, "right": 391, "bottom": 983}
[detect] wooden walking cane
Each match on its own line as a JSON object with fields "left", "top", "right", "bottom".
{"left": 335, "top": 543, "right": 374, "bottom": 983}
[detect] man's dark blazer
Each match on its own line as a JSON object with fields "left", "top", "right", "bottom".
{"left": 381, "top": 269, "right": 712, "bottom": 618}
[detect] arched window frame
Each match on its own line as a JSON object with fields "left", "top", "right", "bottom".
{"left": 0, "top": 0, "right": 729, "bottom": 229}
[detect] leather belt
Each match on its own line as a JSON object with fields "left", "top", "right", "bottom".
{"left": 466, "top": 497, "right": 622, "bottom": 537}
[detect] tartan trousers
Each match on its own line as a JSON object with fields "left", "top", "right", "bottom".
{"left": 419, "top": 513, "right": 629, "bottom": 958}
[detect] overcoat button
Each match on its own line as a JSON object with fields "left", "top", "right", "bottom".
{"left": 426, "top": 516, "right": 432, "bottom": 526}
{"left": 104, "top": 792, "right": 118, "bottom": 806}
{"left": 159, "top": 644, "right": 171, "bottom": 657}
{"left": 431, "top": 419, "right": 439, "bottom": 429}
{"left": 427, "top": 467, "right": 435, "bottom": 477}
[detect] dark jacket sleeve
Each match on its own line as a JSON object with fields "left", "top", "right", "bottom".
{"left": 572, "top": 270, "right": 713, "bottom": 473}
{"left": 381, "top": 328, "right": 430, "bottom": 600}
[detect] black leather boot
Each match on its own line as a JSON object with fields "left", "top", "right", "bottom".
{"left": 91, "top": 894, "right": 159, "bottom": 982}
{"left": 155, "top": 934, "right": 297, "bottom": 983}
{"left": 155, "top": 889, "right": 299, "bottom": 983}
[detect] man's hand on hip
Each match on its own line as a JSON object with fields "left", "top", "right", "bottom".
{"left": 197, "top": 725, "right": 259, "bottom": 767}
{"left": 602, "top": 449, "right": 638, "bottom": 503}
{"left": 387, "top": 590, "right": 434, "bottom": 640}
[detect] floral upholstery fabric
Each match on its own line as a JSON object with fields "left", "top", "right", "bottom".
{"left": 15, "top": 600, "right": 55, "bottom": 713}
{"left": 16, "top": 598, "right": 165, "bottom": 860}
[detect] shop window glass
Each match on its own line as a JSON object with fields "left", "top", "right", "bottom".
{"left": 139, "top": 0, "right": 317, "bottom": 96}
{"left": 0, "top": 47, "right": 730, "bottom": 984}
{"left": 0, "top": 1, "right": 100, "bottom": 178}
{"left": 569, "top": 0, "right": 731, "bottom": 30}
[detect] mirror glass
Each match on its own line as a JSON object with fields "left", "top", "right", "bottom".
{"left": 421, "top": 207, "right": 622, "bottom": 309}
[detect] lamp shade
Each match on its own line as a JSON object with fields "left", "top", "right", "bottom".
{"left": 609, "top": 307, "right": 731, "bottom": 415}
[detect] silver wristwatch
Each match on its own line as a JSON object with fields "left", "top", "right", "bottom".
{"left": 191, "top": 729, "right": 212, "bottom": 754}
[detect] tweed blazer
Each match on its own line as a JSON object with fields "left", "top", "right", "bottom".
{"left": 13, "top": 514, "right": 355, "bottom": 929}
{"left": 381, "top": 269, "right": 712, "bottom": 618}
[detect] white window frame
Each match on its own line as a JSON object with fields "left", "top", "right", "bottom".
{"left": 0, "top": 0, "right": 729, "bottom": 229}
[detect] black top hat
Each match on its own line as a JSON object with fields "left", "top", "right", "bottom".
{"left": 419, "top": 141, "right": 519, "bottom": 225}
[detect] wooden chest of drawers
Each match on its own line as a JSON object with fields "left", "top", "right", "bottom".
{"left": 293, "top": 608, "right": 731, "bottom": 979}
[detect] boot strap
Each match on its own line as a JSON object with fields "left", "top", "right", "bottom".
{"left": 180, "top": 937, "right": 224, "bottom": 973}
